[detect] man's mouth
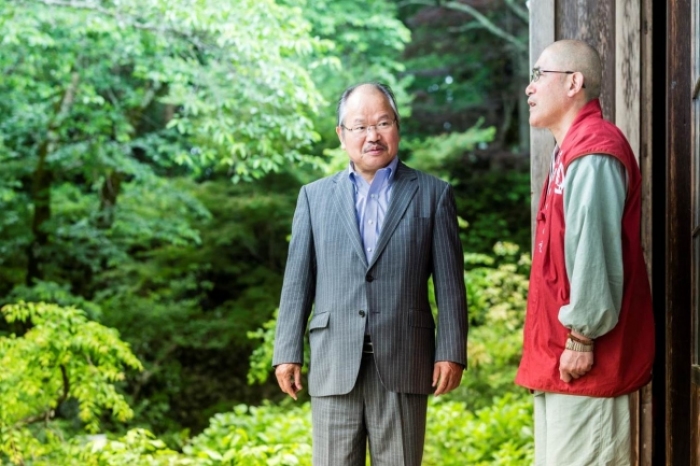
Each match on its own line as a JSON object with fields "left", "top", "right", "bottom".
{"left": 364, "top": 145, "right": 386, "bottom": 153}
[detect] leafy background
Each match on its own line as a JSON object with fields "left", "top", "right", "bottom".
{"left": 0, "top": 0, "right": 532, "bottom": 463}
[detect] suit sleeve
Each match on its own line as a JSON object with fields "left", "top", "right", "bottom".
{"left": 272, "top": 186, "right": 317, "bottom": 366}
{"left": 432, "top": 183, "right": 468, "bottom": 366}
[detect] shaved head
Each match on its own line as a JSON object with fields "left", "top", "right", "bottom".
{"left": 545, "top": 40, "right": 602, "bottom": 100}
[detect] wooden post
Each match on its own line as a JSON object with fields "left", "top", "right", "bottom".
{"left": 529, "top": 0, "right": 555, "bottom": 243}
{"left": 666, "top": 0, "right": 692, "bottom": 464}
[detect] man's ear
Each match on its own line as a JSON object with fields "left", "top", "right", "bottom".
{"left": 569, "top": 71, "right": 586, "bottom": 94}
{"left": 335, "top": 125, "right": 345, "bottom": 148}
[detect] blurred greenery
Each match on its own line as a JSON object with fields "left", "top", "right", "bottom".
{"left": 0, "top": 0, "right": 533, "bottom": 463}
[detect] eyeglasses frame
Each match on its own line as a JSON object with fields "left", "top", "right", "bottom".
{"left": 530, "top": 68, "right": 586, "bottom": 89}
{"left": 340, "top": 118, "right": 398, "bottom": 137}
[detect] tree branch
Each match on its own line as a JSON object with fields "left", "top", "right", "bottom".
{"left": 131, "top": 342, "right": 178, "bottom": 401}
{"left": 31, "top": 0, "right": 211, "bottom": 51}
{"left": 57, "top": 365, "right": 71, "bottom": 407}
{"left": 15, "top": 365, "right": 71, "bottom": 429}
{"left": 442, "top": 1, "right": 526, "bottom": 51}
{"left": 505, "top": 0, "right": 529, "bottom": 23}
{"left": 27, "top": 72, "right": 80, "bottom": 285}
{"left": 397, "top": 0, "right": 526, "bottom": 51}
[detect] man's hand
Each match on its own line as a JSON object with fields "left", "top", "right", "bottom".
{"left": 275, "top": 363, "right": 303, "bottom": 400}
{"left": 559, "top": 350, "right": 594, "bottom": 383}
{"left": 432, "top": 361, "right": 464, "bottom": 396}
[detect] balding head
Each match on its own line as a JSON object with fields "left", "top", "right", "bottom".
{"left": 544, "top": 40, "right": 602, "bottom": 100}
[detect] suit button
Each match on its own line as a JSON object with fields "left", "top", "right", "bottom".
{"left": 366, "top": 275, "right": 374, "bottom": 282}
{"left": 359, "top": 310, "right": 366, "bottom": 317}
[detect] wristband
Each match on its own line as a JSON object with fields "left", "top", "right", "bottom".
{"left": 565, "top": 337, "right": 594, "bottom": 352}
{"left": 567, "top": 332, "right": 594, "bottom": 345}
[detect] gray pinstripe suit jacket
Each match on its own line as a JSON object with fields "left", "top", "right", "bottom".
{"left": 273, "top": 161, "right": 468, "bottom": 397}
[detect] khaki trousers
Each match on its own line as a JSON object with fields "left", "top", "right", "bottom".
{"left": 534, "top": 391, "right": 631, "bottom": 466}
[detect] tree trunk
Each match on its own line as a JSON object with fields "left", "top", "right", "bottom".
{"left": 25, "top": 72, "right": 80, "bottom": 286}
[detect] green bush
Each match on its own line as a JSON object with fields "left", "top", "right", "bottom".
{"left": 184, "top": 402, "right": 312, "bottom": 465}
{"left": 0, "top": 302, "right": 142, "bottom": 464}
{"left": 454, "top": 242, "right": 531, "bottom": 409}
{"left": 424, "top": 394, "right": 534, "bottom": 465}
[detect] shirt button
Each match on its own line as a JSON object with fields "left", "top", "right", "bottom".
{"left": 359, "top": 310, "right": 366, "bottom": 317}
{"left": 367, "top": 247, "right": 373, "bottom": 252}
{"left": 368, "top": 220, "right": 374, "bottom": 224}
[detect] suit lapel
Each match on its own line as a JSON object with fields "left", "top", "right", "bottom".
{"left": 368, "top": 162, "right": 418, "bottom": 269}
{"left": 332, "top": 171, "right": 368, "bottom": 267}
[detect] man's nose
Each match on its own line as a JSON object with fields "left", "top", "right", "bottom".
{"left": 525, "top": 82, "right": 534, "bottom": 96}
{"left": 365, "top": 126, "right": 381, "bottom": 141}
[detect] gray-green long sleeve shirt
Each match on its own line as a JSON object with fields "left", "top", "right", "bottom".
{"left": 558, "top": 154, "right": 627, "bottom": 339}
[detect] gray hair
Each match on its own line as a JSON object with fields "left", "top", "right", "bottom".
{"left": 336, "top": 82, "right": 400, "bottom": 129}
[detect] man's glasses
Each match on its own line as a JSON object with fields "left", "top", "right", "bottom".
{"left": 530, "top": 68, "right": 586, "bottom": 88}
{"left": 341, "top": 119, "right": 397, "bottom": 138}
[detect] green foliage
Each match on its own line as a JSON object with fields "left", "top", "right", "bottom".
{"left": 0, "top": 0, "right": 535, "bottom": 462}
{"left": 454, "top": 242, "right": 531, "bottom": 409}
{"left": 2, "top": 0, "right": 324, "bottom": 181}
{"left": 88, "top": 175, "right": 300, "bottom": 432}
{"left": 404, "top": 122, "right": 497, "bottom": 180}
{"left": 0, "top": 302, "right": 142, "bottom": 464}
{"left": 76, "top": 429, "right": 195, "bottom": 466}
{"left": 397, "top": 0, "right": 529, "bottom": 150}
{"left": 456, "top": 170, "right": 531, "bottom": 253}
{"left": 286, "top": 0, "right": 413, "bottom": 166}
{"left": 247, "top": 309, "right": 284, "bottom": 386}
{"left": 424, "top": 394, "right": 533, "bottom": 465}
{"left": 184, "top": 402, "right": 313, "bottom": 465}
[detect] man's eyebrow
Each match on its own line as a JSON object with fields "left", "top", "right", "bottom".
{"left": 353, "top": 113, "right": 392, "bottom": 121}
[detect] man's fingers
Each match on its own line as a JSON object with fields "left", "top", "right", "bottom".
{"left": 274, "top": 364, "right": 302, "bottom": 400}
{"left": 559, "top": 368, "right": 572, "bottom": 383}
{"left": 432, "top": 362, "right": 463, "bottom": 396}
{"left": 433, "top": 371, "right": 449, "bottom": 396}
{"left": 559, "top": 349, "right": 594, "bottom": 383}
{"left": 294, "top": 369, "right": 303, "bottom": 393}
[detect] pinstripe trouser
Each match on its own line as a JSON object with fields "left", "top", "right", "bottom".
{"left": 311, "top": 353, "right": 429, "bottom": 466}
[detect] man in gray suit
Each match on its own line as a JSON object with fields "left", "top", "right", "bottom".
{"left": 273, "top": 82, "right": 468, "bottom": 466}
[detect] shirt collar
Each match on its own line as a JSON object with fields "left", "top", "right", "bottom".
{"left": 348, "top": 156, "right": 399, "bottom": 184}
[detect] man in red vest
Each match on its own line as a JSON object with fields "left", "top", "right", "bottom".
{"left": 515, "top": 40, "right": 655, "bottom": 465}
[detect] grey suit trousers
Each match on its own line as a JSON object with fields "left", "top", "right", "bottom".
{"left": 311, "top": 353, "right": 428, "bottom": 466}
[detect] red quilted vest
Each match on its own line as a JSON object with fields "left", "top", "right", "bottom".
{"left": 515, "top": 99, "right": 655, "bottom": 397}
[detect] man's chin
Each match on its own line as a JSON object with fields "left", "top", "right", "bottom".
{"left": 529, "top": 117, "right": 544, "bottom": 128}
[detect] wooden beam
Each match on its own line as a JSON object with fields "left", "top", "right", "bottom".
{"left": 529, "top": 0, "right": 555, "bottom": 246}
{"left": 666, "top": 0, "right": 692, "bottom": 464}
{"left": 557, "top": 0, "right": 616, "bottom": 120}
{"left": 691, "top": 0, "right": 700, "bottom": 464}
{"left": 638, "top": 0, "right": 655, "bottom": 464}
{"left": 614, "top": 2, "right": 649, "bottom": 464}
{"left": 615, "top": 0, "right": 640, "bottom": 160}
